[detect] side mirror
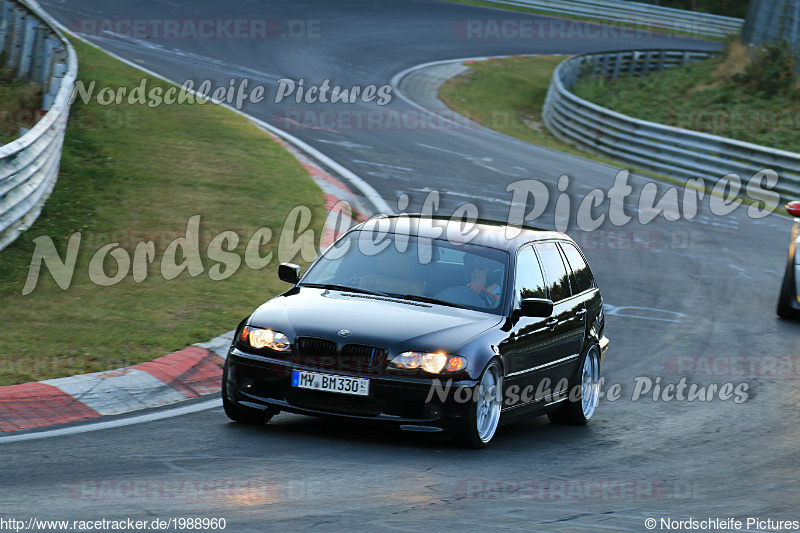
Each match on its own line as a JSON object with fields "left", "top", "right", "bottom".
{"left": 278, "top": 263, "right": 301, "bottom": 284}
{"left": 519, "top": 298, "right": 554, "bottom": 318}
{"left": 786, "top": 201, "right": 800, "bottom": 218}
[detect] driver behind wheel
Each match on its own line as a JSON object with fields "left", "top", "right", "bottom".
{"left": 464, "top": 254, "right": 501, "bottom": 305}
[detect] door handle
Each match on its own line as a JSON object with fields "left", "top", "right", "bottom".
{"left": 546, "top": 318, "right": 558, "bottom": 331}
{"left": 576, "top": 308, "right": 587, "bottom": 317}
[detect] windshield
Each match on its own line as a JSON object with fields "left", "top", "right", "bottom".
{"left": 300, "top": 230, "right": 509, "bottom": 314}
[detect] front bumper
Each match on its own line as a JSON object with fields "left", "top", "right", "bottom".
{"left": 225, "top": 348, "right": 479, "bottom": 430}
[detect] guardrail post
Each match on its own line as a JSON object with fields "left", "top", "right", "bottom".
{"left": 575, "top": 59, "right": 583, "bottom": 85}
{"left": 642, "top": 51, "right": 653, "bottom": 76}
{"left": 39, "top": 35, "right": 55, "bottom": 90}
{"left": 42, "top": 58, "right": 65, "bottom": 110}
{"left": 629, "top": 51, "right": 640, "bottom": 75}
{"left": 16, "top": 15, "right": 35, "bottom": 78}
{"left": 611, "top": 52, "right": 622, "bottom": 80}
{"left": 5, "top": 6, "right": 22, "bottom": 70}
{"left": 0, "top": 1, "right": 11, "bottom": 55}
{"left": 28, "top": 22, "right": 46, "bottom": 84}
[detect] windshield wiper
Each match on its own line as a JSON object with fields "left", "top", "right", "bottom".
{"left": 298, "top": 283, "right": 390, "bottom": 297}
{"left": 300, "top": 284, "right": 470, "bottom": 309}
{"left": 383, "top": 293, "right": 469, "bottom": 310}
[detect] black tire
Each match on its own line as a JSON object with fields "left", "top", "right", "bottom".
{"left": 453, "top": 360, "right": 503, "bottom": 448}
{"left": 777, "top": 260, "right": 799, "bottom": 319}
{"left": 547, "top": 343, "right": 601, "bottom": 426}
{"left": 221, "top": 361, "right": 279, "bottom": 425}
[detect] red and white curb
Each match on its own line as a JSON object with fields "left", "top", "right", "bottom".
{"left": 0, "top": 138, "right": 370, "bottom": 434}
{"left": 0, "top": 345, "right": 224, "bottom": 432}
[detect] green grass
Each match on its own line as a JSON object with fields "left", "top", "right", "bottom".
{"left": 0, "top": 39, "right": 326, "bottom": 385}
{"left": 438, "top": 55, "right": 634, "bottom": 165}
{"left": 440, "top": 0, "right": 727, "bottom": 41}
{"left": 0, "top": 68, "right": 43, "bottom": 144}
{"left": 571, "top": 53, "right": 800, "bottom": 151}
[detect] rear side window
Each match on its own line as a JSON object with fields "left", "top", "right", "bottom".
{"left": 514, "top": 246, "right": 546, "bottom": 304}
{"left": 560, "top": 242, "right": 594, "bottom": 294}
{"left": 534, "top": 242, "right": 571, "bottom": 302}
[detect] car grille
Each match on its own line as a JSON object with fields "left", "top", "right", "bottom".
{"left": 296, "top": 337, "right": 337, "bottom": 356}
{"left": 295, "top": 337, "right": 338, "bottom": 368}
{"left": 294, "top": 337, "right": 386, "bottom": 372}
{"left": 341, "top": 344, "right": 386, "bottom": 371}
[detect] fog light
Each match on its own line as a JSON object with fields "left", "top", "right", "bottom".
{"left": 240, "top": 377, "right": 254, "bottom": 391}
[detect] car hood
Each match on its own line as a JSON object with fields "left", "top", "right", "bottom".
{"left": 247, "top": 287, "right": 502, "bottom": 354}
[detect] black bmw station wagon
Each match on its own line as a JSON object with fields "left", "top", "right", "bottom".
{"left": 223, "top": 215, "right": 608, "bottom": 447}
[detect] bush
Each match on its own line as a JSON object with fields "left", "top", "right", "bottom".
{"left": 736, "top": 41, "right": 797, "bottom": 97}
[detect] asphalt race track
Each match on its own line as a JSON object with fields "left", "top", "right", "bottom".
{"left": 3, "top": 1, "right": 800, "bottom": 531}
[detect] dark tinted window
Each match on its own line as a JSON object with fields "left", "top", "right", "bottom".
{"left": 534, "top": 242, "right": 571, "bottom": 302}
{"left": 514, "top": 246, "right": 546, "bottom": 304}
{"left": 561, "top": 242, "right": 594, "bottom": 294}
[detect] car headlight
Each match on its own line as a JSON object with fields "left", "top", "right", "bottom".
{"left": 388, "top": 352, "right": 467, "bottom": 374}
{"left": 240, "top": 326, "right": 291, "bottom": 352}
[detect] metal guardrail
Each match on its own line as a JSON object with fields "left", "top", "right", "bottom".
{"left": 0, "top": 0, "right": 76, "bottom": 251}
{"left": 482, "top": 0, "right": 743, "bottom": 38}
{"left": 542, "top": 49, "right": 800, "bottom": 201}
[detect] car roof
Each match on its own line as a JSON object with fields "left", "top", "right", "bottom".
{"left": 350, "top": 214, "right": 572, "bottom": 252}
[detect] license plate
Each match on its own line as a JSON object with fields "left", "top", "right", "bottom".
{"left": 291, "top": 370, "right": 370, "bottom": 396}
